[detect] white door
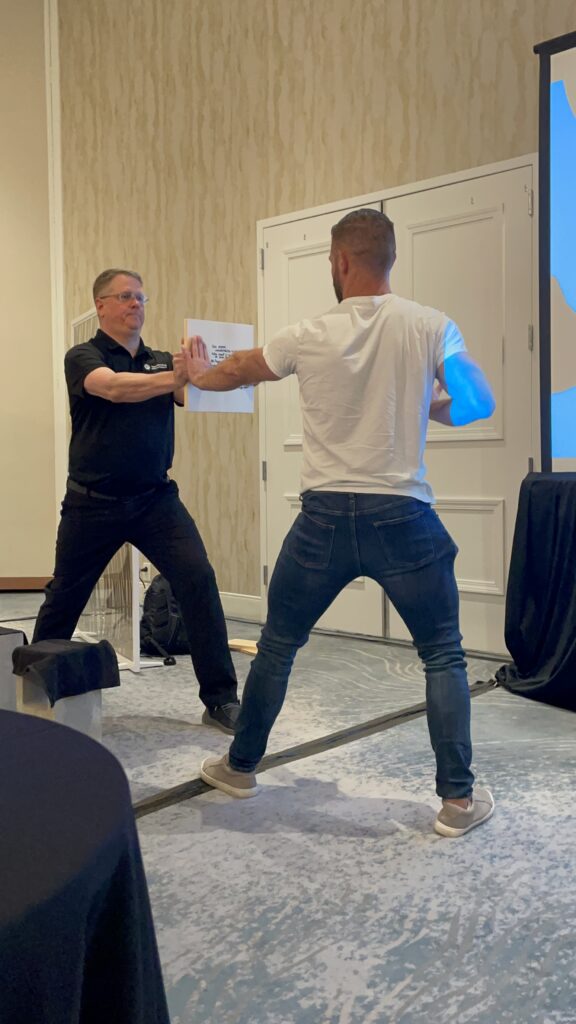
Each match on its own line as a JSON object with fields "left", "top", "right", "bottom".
{"left": 384, "top": 166, "right": 534, "bottom": 654}
{"left": 261, "top": 203, "right": 385, "bottom": 636}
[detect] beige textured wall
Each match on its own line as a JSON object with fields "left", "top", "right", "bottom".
{"left": 0, "top": 0, "right": 55, "bottom": 580}
{"left": 58, "top": 0, "right": 576, "bottom": 596}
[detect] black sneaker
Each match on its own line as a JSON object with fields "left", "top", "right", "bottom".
{"left": 202, "top": 701, "right": 241, "bottom": 735}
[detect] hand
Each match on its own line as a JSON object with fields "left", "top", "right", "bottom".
{"left": 431, "top": 379, "right": 446, "bottom": 404}
{"left": 172, "top": 351, "right": 189, "bottom": 389}
{"left": 182, "top": 335, "right": 212, "bottom": 386}
{"left": 429, "top": 379, "right": 453, "bottom": 424}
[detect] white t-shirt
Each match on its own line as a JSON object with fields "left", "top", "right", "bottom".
{"left": 262, "top": 293, "right": 466, "bottom": 502}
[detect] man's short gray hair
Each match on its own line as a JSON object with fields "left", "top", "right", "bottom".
{"left": 331, "top": 209, "right": 396, "bottom": 274}
{"left": 92, "top": 268, "right": 143, "bottom": 301}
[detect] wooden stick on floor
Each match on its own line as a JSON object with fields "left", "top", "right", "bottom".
{"left": 228, "top": 639, "right": 258, "bottom": 655}
{"left": 133, "top": 678, "right": 496, "bottom": 819}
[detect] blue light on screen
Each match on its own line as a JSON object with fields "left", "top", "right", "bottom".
{"left": 550, "top": 79, "right": 576, "bottom": 459}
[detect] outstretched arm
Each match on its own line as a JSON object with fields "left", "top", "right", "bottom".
{"left": 174, "top": 336, "right": 280, "bottom": 391}
{"left": 84, "top": 363, "right": 188, "bottom": 403}
{"left": 430, "top": 352, "right": 495, "bottom": 426}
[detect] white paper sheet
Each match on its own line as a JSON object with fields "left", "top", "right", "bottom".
{"left": 183, "top": 319, "right": 254, "bottom": 414}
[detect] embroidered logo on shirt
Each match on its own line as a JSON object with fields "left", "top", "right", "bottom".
{"left": 144, "top": 363, "right": 168, "bottom": 371}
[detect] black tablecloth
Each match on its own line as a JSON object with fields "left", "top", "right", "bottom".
{"left": 0, "top": 711, "right": 170, "bottom": 1024}
{"left": 497, "top": 472, "right": 576, "bottom": 710}
{"left": 11, "top": 639, "right": 120, "bottom": 706}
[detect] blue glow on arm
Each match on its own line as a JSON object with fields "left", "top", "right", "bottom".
{"left": 442, "top": 354, "right": 495, "bottom": 425}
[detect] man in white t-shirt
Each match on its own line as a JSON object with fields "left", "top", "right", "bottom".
{"left": 177, "top": 208, "right": 496, "bottom": 838}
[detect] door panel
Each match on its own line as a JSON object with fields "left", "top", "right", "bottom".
{"left": 385, "top": 167, "right": 533, "bottom": 653}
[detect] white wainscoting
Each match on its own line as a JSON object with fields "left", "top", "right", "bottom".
{"left": 221, "top": 592, "right": 263, "bottom": 623}
{"left": 434, "top": 497, "right": 505, "bottom": 596}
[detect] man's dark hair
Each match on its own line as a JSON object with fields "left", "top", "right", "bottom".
{"left": 331, "top": 209, "right": 396, "bottom": 274}
{"left": 92, "top": 268, "right": 143, "bottom": 301}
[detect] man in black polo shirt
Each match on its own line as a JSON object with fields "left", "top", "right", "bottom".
{"left": 33, "top": 268, "right": 240, "bottom": 733}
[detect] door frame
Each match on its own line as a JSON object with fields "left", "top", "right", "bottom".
{"left": 257, "top": 154, "right": 539, "bottom": 630}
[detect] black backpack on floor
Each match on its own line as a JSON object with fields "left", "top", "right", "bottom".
{"left": 140, "top": 574, "right": 190, "bottom": 663}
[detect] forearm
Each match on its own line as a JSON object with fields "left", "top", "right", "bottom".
{"left": 430, "top": 392, "right": 494, "bottom": 427}
{"left": 190, "top": 352, "right": 257, "bottom": 391}
{"left": 101, "top": 371, "right": 182, "bottom": 403}
{"left": 436, "top": 355, "right": 496, "bottom": 426}
{"left": 183, "top": 342, "right": 280, "bottom": 390}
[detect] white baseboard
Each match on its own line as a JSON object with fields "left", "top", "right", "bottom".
{"left": 220, "top": 592, "right": 262, "bottom": 623}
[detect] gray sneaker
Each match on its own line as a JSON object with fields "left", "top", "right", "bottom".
{"left": 201, "top": 755, "right": 260, "bottom": 798}
{"left": 434, "top": 787, "right": 495, "bottom": 838}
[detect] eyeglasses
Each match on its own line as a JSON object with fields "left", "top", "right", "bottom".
{"left": 98, "top": 291, "right": 149, "bottom": 305}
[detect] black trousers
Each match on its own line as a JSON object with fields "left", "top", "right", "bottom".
{"left": 33, "top": 481, "right": 238, "bottom": 708}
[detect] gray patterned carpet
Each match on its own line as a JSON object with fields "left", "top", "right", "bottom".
{"left": 2, "top": 594, "right": 575, "bottom": 1023}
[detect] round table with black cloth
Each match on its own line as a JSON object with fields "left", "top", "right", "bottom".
{"left": 0, "top": 710, "right": 169, "bottom": 1024}
{"left": 496, "top": 472, "right": 576, "bottom": 711}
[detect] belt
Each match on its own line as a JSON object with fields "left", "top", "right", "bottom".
{"left": 67, "top": 480, "right": 158, "bottom": 502}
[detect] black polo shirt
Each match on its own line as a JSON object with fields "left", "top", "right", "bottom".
{"left": 64, "top": 330, "right": 179, "bottom": 496}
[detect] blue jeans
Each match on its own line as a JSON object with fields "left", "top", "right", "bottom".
{"left": 230, "top": 492, "right": 474, "bottom": 799}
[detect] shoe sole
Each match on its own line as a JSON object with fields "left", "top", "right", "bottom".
{"left": 434, "top": 796, "right": 495, "bottom": 838}
{"left": 200, "top": 762, "right": 260, "bottom": 799}
{"left": 201, "top": 709, "right": 236, "bottom": 735}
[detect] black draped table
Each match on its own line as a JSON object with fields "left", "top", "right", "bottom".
{"left": 0, "top": 711, "right": 170, "bottom": 1024}
{"left": 497, "top": 472, "right": 576, "bottom": 711}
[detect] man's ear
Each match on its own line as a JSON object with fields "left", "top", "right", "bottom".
{"left": 338, "top": 250, "right": 350, "bottom": 276}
